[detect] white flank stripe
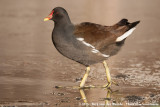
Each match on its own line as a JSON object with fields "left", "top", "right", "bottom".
{"left": 116, "top": 28, "right": 136, "bottom": 42}
{"left": 92, "top": 49, "right": 99, "bottom": 53}
{"left": 102, "top": 54, "right": 110, "bottom": 57}
{"left": 76, "top": 37, "right": 110, "bottom": 58}
{"left": 77, "top": 38, "right": 84, "bottom": 41}
{"left": 82, "top": 41, "right": 95, "bottom": 48}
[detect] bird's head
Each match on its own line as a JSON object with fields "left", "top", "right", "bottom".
{"left": 44, "top": 7, "right": 70, "bottom": 23}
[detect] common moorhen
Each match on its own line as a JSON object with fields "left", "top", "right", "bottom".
{"left": 44, "top": 7, "right": 140, "bottom": 88}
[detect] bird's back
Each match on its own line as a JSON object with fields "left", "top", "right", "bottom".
{"left": 74, "top": 19, "right": 140, "bottom": 56}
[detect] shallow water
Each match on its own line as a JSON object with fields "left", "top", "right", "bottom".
{"left": 0, "top": 0, "right": 160, "bottom": 106}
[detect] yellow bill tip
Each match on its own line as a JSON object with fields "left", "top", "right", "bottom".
{"left": 44, "top": 18, "right": 50, "bottom": 21}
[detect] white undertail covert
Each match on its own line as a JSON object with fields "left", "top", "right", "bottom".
{"left": 116, "top": 28, "right": 136, "bottom": 42}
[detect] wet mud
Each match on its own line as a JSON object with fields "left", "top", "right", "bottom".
{"left": 0, "top": 0, "right": 160, "bottom": 106}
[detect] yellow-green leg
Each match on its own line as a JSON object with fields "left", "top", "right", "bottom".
{"left": 103, "top": 61, "right": 112, "bottom": 88}
{"left": 103, "top": 61, "right": 118, "bottom": 88}
{"left": 80, "top": 67, "right": 90, "bottom": 88}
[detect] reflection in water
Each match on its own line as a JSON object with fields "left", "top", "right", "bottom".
{"left": 54, "top": 82, "right": 160, "bottom": 106}
{"left": 57, "top": 87, "right": 159, "bottom": 107}
{"left": 105, "top": 89, "right": 111, "bottom": 106}
{"left": 55, "top": 86, "right": 114, "bottom": 106}
{"left": 80, "top": 89, "right": 88, "bottom": 104}
{"left": 79, "top": 88, "right": 112, "bottom": 107}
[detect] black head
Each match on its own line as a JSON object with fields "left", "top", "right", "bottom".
{"left": 44, "top": 7, "right": 71, "bottom": 23}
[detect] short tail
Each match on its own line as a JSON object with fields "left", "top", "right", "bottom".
{"left": 116, "top": 19, "right": 140, "bottom": 42}
{"left": 128, "top": 20, "right": 140, "bottom": 29}
{"left": 118, "top": 18, "right": 140, "bottom": 30}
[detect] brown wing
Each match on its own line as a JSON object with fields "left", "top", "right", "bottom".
{"left": 74, "top": 22, "right": 129, "bottom": 50}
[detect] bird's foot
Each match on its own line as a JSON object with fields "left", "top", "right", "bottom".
{"left": 78, "top": 85, "right": 96, "bottom": 89}
{"left": 103, "top": 80, "right": 119, "bottom": 88}
{"left": 112, "top": 80, "right": 119, "bottom": 86}
{"left": 55, "top": 82, "right": 118, "bottom": 89}
{"left": 55, "top": 86, "right": 63, "bottom": 89}
{"left": 54, "top": 85, "right": 96, "bottom": 89}
{"left": 103, "top": 82, "right": 112, "bottom": 88}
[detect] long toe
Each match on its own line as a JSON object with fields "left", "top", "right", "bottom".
{"left": 103, "top": 80, "right": 119, "bottom": 88}
{"left": 103, "top": 82, "right": 112, "bottom": 88}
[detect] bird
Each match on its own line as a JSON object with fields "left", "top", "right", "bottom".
{"left": 44, "top": 7, "right": 140, "bottom": 88}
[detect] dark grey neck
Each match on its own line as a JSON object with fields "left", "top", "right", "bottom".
{"left": 54, "top": 16, "right": 72, "bottom": 27}
{"left": 53, "top": 15, "right": 74, "bottom": 40}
